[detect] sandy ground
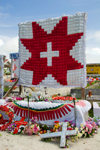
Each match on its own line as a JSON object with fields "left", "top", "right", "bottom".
{"left": 0, "top": 129, "right": 100, "bottom": 150}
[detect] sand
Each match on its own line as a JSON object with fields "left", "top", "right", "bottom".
{"left": 0, "top": 129, "right": 100, "bottom": 150}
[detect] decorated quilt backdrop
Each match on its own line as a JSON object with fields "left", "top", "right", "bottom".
{"left": 0, "top": 55, "right": 4, "bottom": 98}
{"left": 10, "top": 53, "right": 19, "bottom": 78}
{"left": 19, "top": 13, "right": 87, "bottom": 88}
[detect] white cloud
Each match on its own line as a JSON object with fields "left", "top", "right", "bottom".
{"left": 86, "top": 47, "right": 100, "bottom": 54}
{"left": 87, "top": 30, "right": 100, "bottom": 42}
{"left": 0, "top": 39, "right": 4, "bottom": 46}
{"left": 86, "top": 30, "right": 100, "bottom": 64}
{"left": 0, "top": 36, "right": 18, "bottom": 58}
{"left": 86, "top": 47, "right": 100, "bottom": 63}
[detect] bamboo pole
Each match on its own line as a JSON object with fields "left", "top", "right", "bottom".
{"left": 19, "top": 85, "right": 22, "bottom": 95}
{"left": 81, "top": 87, "right": 85, "bottom": 99}
{"left": 3, "top": 78, "right": 19, "bottom": 98}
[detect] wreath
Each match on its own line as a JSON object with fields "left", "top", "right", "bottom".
{"left": 0, "top": 105, "right": 14, "bottom": 131}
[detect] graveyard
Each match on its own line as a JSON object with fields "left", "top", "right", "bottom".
{"left": 0, "top": 8, "right": 100, "bottom": 150}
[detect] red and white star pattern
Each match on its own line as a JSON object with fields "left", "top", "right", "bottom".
{"left": 19, "top": 13, "right": 87, "bottom": 87}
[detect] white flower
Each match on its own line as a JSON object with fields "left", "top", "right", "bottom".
{"left": 75, "top": 127, "right": 79, "bottom": 132}
{"left": 82, "top": 130, "right": 85, "bottom": 134}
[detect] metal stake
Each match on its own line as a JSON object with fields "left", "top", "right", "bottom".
{"left": 73, "top": 98, "right": 76, "bottom": 127}
{"left": 72, "top": 93, "right": 76, "bottom": 127}
{"left": 27, "top": 96, "right": 30, "bottom": 127}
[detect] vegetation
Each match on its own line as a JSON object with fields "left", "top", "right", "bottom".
{"left": 88, "top": 108, "right": 94, "bottom": 118}
{"left": 98, "top": 103, "right": 100, "bottom": 107}
{"left": 86, "top": 81, "right": 100, "bottom": 89}
{"left": 86, "top": 80, "right": 100, "bottom": 87}
{"left": 4, "top": 68, "right": 11, "bottom": 75}
{"left": 4, "top": 86, "right": 10, "bottom": 93}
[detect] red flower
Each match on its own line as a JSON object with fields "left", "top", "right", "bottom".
{"left": 8, "top": 112, "right": 14, "bottom": 118}
{"left": 54, "top": 121, "right": 59, "bottom": 124}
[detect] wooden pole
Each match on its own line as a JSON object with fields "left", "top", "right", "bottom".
{"left": 3, "top": 78, "right": 19, "bottom": 98}
{"left": 30, "top": 87, "right": 35, "bottom": 91}
{"left": 81, "top": 87, "right": 85, "bottom": 99}
{"left": 27, "top": 96, "right": 30, "bottom": 127}
{"left": 19, "top": 85, "right": 22, "bottom": 95}
{"left": 73, "top": 98, "right": 76, "bottom": 127}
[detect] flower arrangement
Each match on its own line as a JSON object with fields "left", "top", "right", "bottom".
{"left": 21, "top": 116, "right": 40, "bottom": 135}
{"left": 77, "top": 120, "right": 98, "bottom": 138}
{"left": 7, "top": 123, "right": 17, "bottom": 133}
{"left": 39, "top": 118, "right": 99, "bottom": 145}
{"left": 52, "top": 96, "right": 76, "bottom": 101}
{"left": 6, "top": 116, "right": 40, "bottom": 135}
{"left": 7, "top": 121, "right": 27, "bottom": 135}
{"left": 39, "top": 124, "right": 49, "bottom": 134}
{"left": 39, "top": 120, "right": 76, "bottom": 135}
{"left": 23, "top": 124, "right": 40, "bottom": 135}
{"left": 92, "top": 117, "right": 100, "bottom": 126}
{"left": 0, "top": 105, "right": 14, "bottom": 131}
{"left": 13, "top": 97, "right": 24, "bottom": 101}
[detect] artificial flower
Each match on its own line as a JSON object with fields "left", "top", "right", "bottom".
{"left": 33, "top": 124, "right": 39, "bottom": 134}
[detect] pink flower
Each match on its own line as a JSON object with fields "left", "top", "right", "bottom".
{"left": 25, "top": 126, "right": 33, "bottom": 135}
{"left": 88, "top": 131, "right": 91, "bottom": 134}
{"left": 85, "top": 129, "right": 88, "bottom": 132}
{"left": 31, "top": 116, "right": 38, "bottom": 123}
{"left": 92, "top": 122, "right": 96, "bottom": 127}
{"left": 86, "top": 123, "right": 92, "bottom": 130}
{"left": 33, "top": 116, "right": 38, "bottom": 121}
{"left": 96, "top": 126, "right": 98, "bottom": 130}
{"left": 33, "top": 124, "right": 39, "bottom": 134}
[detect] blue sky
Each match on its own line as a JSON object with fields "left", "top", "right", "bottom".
{"left": 0, "top": 0, "right": 100, "bottom": 63}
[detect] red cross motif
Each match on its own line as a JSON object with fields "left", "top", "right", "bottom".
{"left": 13, "top": 117, "right": 27, "bottom": 134}
{"left": 20, "top": 17, "right": 84, "bottom": 86}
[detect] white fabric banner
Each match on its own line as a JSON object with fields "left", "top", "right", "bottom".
{"left": 0, "top": 100, "right": 91, "bottom": 127}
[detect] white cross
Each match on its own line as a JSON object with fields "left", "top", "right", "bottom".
{"left": 40, "top": 42, "right": 59, "bottom": 66}
{"left": 40, "top": 122, "right": 77, "bottom": 148}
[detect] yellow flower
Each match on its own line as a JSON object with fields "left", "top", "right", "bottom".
{"left": 80, "top": 127, "right": 83, "bottom": 130}
{"left": 75, "top": 127, "right": 79, "bottom": 131}
{"left": 71, "top": 137, "right": 75, "bottom": 142}
{"left": 86, "top": 127, "right": 88, "bottom": 131}
{"left": 67, "top": 122, "right": 70, "bottom": 126}
{"left": 54, "top": 124, "right": 59, "bottom": 129}
{"left": 30, "top": 125, "right": 34, "bottom": 129}
{"left": 77, "top": 133, "right": 82, "bottom": 138}
{"left": 82, "top": 130, "right": 85, "bottom": 134}
{"left": 80, "top": 124, "right": 84, "bottom": 128}
{"left": 0, "top": 114, "right": 2, "bottom": 117}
